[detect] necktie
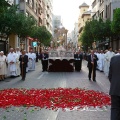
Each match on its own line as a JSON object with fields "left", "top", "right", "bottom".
{"left": 92, "top": 55, "right": 94, "bottom": 62}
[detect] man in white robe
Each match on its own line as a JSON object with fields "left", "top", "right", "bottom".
{"left": 104, "top": 47, "right": 115, "bottom": 77}
{"left": 0, "top": 51, "right": 7, "bottom": 80}
{"left": 15, "top": 47, "right": 21, "bottom": 76}
{"left": 27, "top": 50, "right": 36, "bottom": 71}
{"left": 25, "top": 51, "right": 29, "bottom": 72}
{"left": 7, "top": 48, "right": 18, "bottom": 77}
{"left": 94, "top": 50, "right": 100, "bottom": 70}
{"left": 99, "top": 50, "right": 105, "bottom": 72}
{"left": 16, "top": 47, "right": 21, "bottom": 56}
{"left": 104, "top": 50, "right": 108, "bottom": 74}
{"left": 115, "top": 49, "right": 120, "bottom": 55}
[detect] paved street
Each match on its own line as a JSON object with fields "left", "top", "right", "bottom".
{"left": 0, "top": 60, "right": 110, "bottom": 120}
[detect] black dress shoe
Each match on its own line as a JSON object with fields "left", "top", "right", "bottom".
{"left": 89, "top": 78, "right": 91, "bottom": 81}
{"left": 21, "top": 78, "right": 25, "bottom": 81}
{"left": 93, "top": 80, "right": 96, "bottom": 82}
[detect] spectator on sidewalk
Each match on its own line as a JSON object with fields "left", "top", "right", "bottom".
{"left": 109, "top": 55, "right": 120, "bottom": 120}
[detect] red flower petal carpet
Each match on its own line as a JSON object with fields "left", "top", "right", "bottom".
{"left": 0, "top": 88, "right": 111, "bottom": 110}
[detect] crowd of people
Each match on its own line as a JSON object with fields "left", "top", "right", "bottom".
{"left": 1, "top": 46, "right": 120, "bottom": 119}
{"left": 0, "top": 46, "right": 119, "bottom": 81}
{"left": 93, "top": 47, "right": 115, "bottom": 77}
{"left": 79, "top": 46, "right": 120, "bottom": 82}
{"left": 0, "top": 47, "right": 36, "bottom": 81}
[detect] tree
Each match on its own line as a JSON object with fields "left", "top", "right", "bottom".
{"left": 31, "top": 26, "right": 52, "bottom": 52}
{"left": 111, "top": 8, "right": 120, "bottom": 35}
{"left": 31, "top": 26, "right": 52, "bottom": 46}
{"left": 12, "top": 13, "right": 36, "bottom": 39}
{"left": 0, "top": 0, "right": 9, "bottom": 13}
{"left": 0, "top": 4, "right": 36, "bottom": 41}
{"left": 79, "top": 19, "right": 100, "bottom": 50}
{"left": 38, "top": 26, "right": 52, "bottom": 46}
{"left": 79, "top": 18, "right": 113, "bottom": 51}
{"left": 0, "top": 5, "right": 18, "bottom": 40}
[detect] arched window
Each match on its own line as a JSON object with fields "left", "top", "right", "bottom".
{"left": 32, "top": 0, "right": 34, "bottom": 9}
{"left": 29, "top": 0, "right": 32, "bottom": 7}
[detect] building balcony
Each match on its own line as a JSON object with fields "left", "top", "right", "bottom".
{"left": 5, "top": 0, "right": 14, "bottom": 5}
{"left": 78, "top": 27, "right": 83, "bottom": 33}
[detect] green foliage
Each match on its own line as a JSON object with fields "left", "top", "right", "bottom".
{"left": 103, "top": 19, "right": 113, "bottom": 37}
{"left": 13, "top": 13, "right": 36, "bottom": 38}
{"left": 31, "top": 26, "right": 52, "bottom": 46}
{"left": 0, "top": 1, "right": 52, "bottom": 46}
{"left": 111, "top": 8, "right": 120, "bottom": 35}
{"left": 0, "top": 5, "right": 18, "bottom": 39}
{"left": 79, "top": 18, "right": 113, "bottom": 50}
{"left": 0, "top": 0, "right": 9, "bottom": 13}
{"left": 0, "top": 4, "right": 35, "bottom": 39}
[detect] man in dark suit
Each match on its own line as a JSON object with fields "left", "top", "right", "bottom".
{"left": 87, "top": 50, "right": 98, "bottom": 81}
{"left": 109, "top": 55, "right": 120, "bottom": 120}
{"left": 40, "top": 50, "right": 49, "bottom": 72}
{"left": 74, "top": 50, "right": 83, "bottom": 71}
{"left": 36, "top": 51, "right": 39, "bottom": 62}
{"left": 19, "top": 50, "right": 28, "bottom": 80}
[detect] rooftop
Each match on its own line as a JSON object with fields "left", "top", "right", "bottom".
{"left": 79, "top": 2, "right": 89, "bottom": 9}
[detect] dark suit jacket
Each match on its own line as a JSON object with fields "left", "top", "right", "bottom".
{"left": 74, "top": 54, "right": 83, "bottom": 60}
{"left": 87, "top": 54, "right": 98, "bottom": 68}
{"left": 109, "top": 55, "right": 120, "bottom": 96}
{"left": 19, "top": 55, "right": 28, "bottom": 67}
{"left": 39, "top": 53, "right": 49, "bottom": 60}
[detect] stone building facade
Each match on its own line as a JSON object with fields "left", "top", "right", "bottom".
{"left": 91, "top": 0, "right": 120, "bottom": 50}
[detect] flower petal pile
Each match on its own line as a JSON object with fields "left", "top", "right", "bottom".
{"left": 0, "top": 88, "right": 111, "bottom": 110}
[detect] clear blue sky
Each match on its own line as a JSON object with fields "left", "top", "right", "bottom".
{"left": 53, "top": 0, "right": 91, "bottom": 32}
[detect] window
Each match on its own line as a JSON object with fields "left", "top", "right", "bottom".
{"left": 100, "top": 11, "right": 104, "bottom": 18}
{"left": 39, "top": 17, "right": 42, "bottom": 24}
{"left": 106, "top": 5, "right": 108, "bottom": 18}
{"left": 36, "top": 3, "right": 37, "bottom": 13}
{"left": 32, "top": 0, "right": 34, "bottom": 9}
{"left": 29, "top": 0, "right": 32, "bottom": 7}
{"left": 100, "top": 0, "right": 104, "bottom": 4}
{"left": 92, "top": 0, "right": 96, "bottom": 8}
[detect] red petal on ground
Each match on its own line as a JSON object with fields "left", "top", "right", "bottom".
{"left": 0, "top": 88, "right": 111, "bottom": 110}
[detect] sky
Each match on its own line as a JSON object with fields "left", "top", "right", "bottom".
{"left": 53, "top": 0, "right": 91, "bottom": 32}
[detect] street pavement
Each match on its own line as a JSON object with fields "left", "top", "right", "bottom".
{"left": 0, "top": 60, "right": 110, "bottom": 120}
